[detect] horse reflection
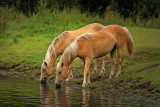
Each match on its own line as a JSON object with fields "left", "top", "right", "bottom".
{"left": 82, "top": 89, "right": 119, "bottom": 107}
{"left": 100, "top": 92, "right": 121, "bottom": 107}
{"left": 40, "top": 84, "right": 53, "bottom": 107}
{"left": 54, "top": 85, "right": 72, "bottom": 107}
{"left": 82, "top": 89, "right": 90, "bottom": 107}
{"left": 40, "top": 84, "right": 119, "bottom": 107}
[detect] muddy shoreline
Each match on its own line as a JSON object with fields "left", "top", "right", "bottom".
{"left": 0, "top": 68, "right": 41, "bottom": 81}
{"left": 0, "top": 66, "right": 160, "bottom": 100}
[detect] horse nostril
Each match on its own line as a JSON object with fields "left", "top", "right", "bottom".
{"left": 41, "top": 78, "right": 47, "bottom": 84}
{"left": 55, "top": 83, "right": 61, "bottom": 89}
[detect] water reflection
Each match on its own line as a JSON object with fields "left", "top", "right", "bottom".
{"left": 40, "top": 85, "right": 119, "bottom": 107}
{"left": 39, "top": 84, "right": 160, "bottom": 107}
{"left": 40, "top": 84, "right": 72, "bottom": 107}
{"left": 83, "top": 89, "right": 119, "bottom": 107}
{"left": 54, "top": 86, "right": 71, "bottom": 107}
{"left": 40, "top": 84, "right": 53, "bottom": 107}
{"left": 40, "top": 84, "right": 92, "bottom": 107}
{"left": 82, "top": 89, "right": 90, "bottom": 107}
{"left": 0, "top": 77, "right": 159, "bottom": 107}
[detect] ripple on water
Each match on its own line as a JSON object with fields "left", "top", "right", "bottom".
{"left": 0, "top": 76, "right": 160, "bottom": 107}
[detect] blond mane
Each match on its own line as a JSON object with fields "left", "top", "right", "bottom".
{"left": 45, "top": 32, "right": 67, "bottom": 65}
{"left": 58, "top": 33, "right": 92, "bottom": 66}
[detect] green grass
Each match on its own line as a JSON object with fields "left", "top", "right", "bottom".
{"left": 129, "top": 27, "right": 160, "bottom": 49}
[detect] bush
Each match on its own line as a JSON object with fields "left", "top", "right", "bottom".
{"left": 0, "top": 4, "right": 160, "bottom": 39}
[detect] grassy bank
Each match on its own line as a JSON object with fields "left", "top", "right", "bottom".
{"left": 0, "top": 6, "right": 160, "bottom": 98}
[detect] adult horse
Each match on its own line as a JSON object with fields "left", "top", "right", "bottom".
{"left": 55, "top": 25, "right": 134, "bottom": 88}
{"left": 40, "top": 23, "right": 106, "bottom": 84}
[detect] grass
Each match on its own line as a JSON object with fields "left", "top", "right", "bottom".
{"left": 0, "top": 6, "right": 160, "bottom": 98}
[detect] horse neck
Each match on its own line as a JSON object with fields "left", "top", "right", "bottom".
{"left": 45, "top": 50, "right": 57, "bottom": 68}
{"left": 56, "top": 30, "right": 90, "bottom": 54}
{"left": 63, "top": 57, "right": 74, "bottom": 72}
{"left": 55, "top": 34, "right": 75, "bottom": 55}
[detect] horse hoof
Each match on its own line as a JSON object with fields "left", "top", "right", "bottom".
{"left": 69, "top": 75, "right": 73, "bottom": 79}
{"left": 99, "top": 71, "right": 104, "bottom": 74}
{"left": 91, "top": 72, "right": 95, "bottom": 75}
{"left": 115, "top": 74, "right": 119, "bottom": 77}
{"left": 99, "top": 71, "right": 104, "bottom": 76}
{"left": 91, "top": 73, "right": 95, "bottom": 75}
{"left": 82, "top": 83, "right": 87, "bottom": 88}
{"left": 66, "top": 78, "right": 70, "bottom": 83}
{"left": 108, "top": 75, "right": 113, "bottom": 79}
{"left": 86, "top": 82, "right": 91, "bottom": 85}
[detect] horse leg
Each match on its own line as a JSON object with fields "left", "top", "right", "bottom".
{"left": 91, "top": 59, "right": 98, "bottom": 74}
{"left": 66, "top": 66, "right": 73, "bottom": 83}
{"left": 109, "top": 47, "right": 116, "bottom": 79}
{"left": 115, "top": 49, "right": 123, "bottom": 77}
{"left": 82, "top": 58, "right": 91, "bottom": 88}
{"left": 87, "top": 70, "right": 91, "bottom": 84}
{"left": 99, "top": 56, "right": 107, "bottom": 74}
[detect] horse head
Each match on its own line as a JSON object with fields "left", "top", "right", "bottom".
{"left": 40, "top": 60, "right": 53, "bottom": 84}
{"left": 55, "top": 62, "right": 69, "bottom": 88}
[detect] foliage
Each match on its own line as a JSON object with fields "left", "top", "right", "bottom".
{"left": 0, "top": 0, "right": 160, "bottom": 19}
{"left": 116, "top": 0, "right": 160, "bottom": 19}
{"left": 0, "top": 4, "right": 160, "bottom": 39}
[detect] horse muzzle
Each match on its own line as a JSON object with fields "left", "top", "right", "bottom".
{"left": 55, "top": 80, "right": 62, "bottom": 89}
{"left": 40, "top": 77, "right": 47, "bottom": 84}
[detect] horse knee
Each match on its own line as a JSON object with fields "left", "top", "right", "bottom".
{"left": 112, "top": 58, "right": 116, "bottom": 65}
{"left": 119, "top": 57, "right": 123, "bottom": 65}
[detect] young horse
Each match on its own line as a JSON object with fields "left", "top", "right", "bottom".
{"left": 40, "top": 23, "right": 106, "bottom": 84}
{"left": 55, "top": 25, "right": 134, "bottom": 88}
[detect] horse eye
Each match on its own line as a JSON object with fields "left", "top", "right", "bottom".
{"left": 43, "top": 68, "right": 46, "bottom": 72}
{"left": 59, "top": 71, "right": 62, "bottom": 75}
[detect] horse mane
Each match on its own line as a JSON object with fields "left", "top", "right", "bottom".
{"left": 59, "top": 33, "right": 91, "bottom": 66}
{"left": 45, "top": 32, "right": 67, "bottom": 65}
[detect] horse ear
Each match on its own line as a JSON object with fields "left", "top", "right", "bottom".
{"left": 61, "top": 62, "right": 63, "bottom": 67}
{"left": 44, "top": 62, "right": 48, "bottom": 66}
{"left": 43, "top": 60, "right": 48, "bottom": 66}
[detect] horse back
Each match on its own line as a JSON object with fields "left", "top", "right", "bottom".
{"left": 77, "top": 31, "right": 115, "bottom": 59}
{"left": 70, "top": 23, "right": 105, "bottom": 37}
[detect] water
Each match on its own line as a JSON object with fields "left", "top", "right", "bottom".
{"left": 0, "top": 76, "right": 159, "bottom": 107}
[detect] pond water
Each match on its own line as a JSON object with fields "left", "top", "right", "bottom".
{"left": 0, "top": 76, "right": 160, "bottom": 107}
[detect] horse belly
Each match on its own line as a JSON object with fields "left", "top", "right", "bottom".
{"left": 93, "top": 48, "right": 112, "bottom": 58}
{"left": 92, "top": 39, "right": 115, "bottom": 58}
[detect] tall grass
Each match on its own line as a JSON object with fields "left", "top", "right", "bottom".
{"left": 1, "top": 4, "right": 160, "bottom": 39}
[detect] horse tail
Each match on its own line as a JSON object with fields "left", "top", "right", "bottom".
{"left": 123, "top": 27, "right": 134, "bottom": 58}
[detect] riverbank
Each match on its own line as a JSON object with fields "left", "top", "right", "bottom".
{"left": 0, "top": 47, "right": 160, "bottom": 99}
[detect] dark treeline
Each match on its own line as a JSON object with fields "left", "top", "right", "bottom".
{"left": 0, "top": 0, "right": 160, "bottom": 19}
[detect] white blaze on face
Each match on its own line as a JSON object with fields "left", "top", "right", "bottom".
{"left": 56, "top": 62, "right": 61, "bottom": 72}
{"left": 56, "top": 62, "right": 62, "bottom": 80}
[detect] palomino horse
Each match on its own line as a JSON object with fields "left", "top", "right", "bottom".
{"left": 40, "top": 23, "right": 106, "bottom": 84}
{"left": 55, "top": 25, "right": 134, "bottom": 88}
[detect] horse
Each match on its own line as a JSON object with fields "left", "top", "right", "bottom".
{"left": 55, "top": 25, "right": 134, "bottom": 88}
{"left": 40, "top": 23, "right": 106, "bottom": 84}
